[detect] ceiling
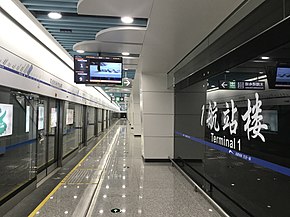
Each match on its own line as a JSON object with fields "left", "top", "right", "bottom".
{"left": 19, "top": 0, "right": 247, "bottom": 108}
{"left": 20, "top": 0, "right": 148, "bottom": 81}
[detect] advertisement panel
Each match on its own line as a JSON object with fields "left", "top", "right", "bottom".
{"left": 38, "top": 106, "right": 45, "bottom": 130}
{"left": 0, "top": 104, "right": 13, "bottom": 137}
{"left": 66, "top": 109, "right": 74, "bottom": 125}
{"left": 50, "top": 108, "right": 57, "bottom": 128}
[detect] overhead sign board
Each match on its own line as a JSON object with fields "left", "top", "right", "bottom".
{"left": 219, "top": 80, "right": 265, "bottom": 90}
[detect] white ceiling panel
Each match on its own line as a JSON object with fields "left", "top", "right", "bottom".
{"left": 123, "top": 57, "right": 139, "bottom": 65}
{"left": 95, "top": 27, "right": 146, "bottom": 44}
{"left": 78, "top": 0, "right": 154, "bottom": 18}
{"left": 123, "top": 64, "right": 137, "bottom": 70}
{"left": 73, "top": 40, "right": 142, "bottom": 54}
{"left": 140, "top": 0, "right": 245, "bottom": 75}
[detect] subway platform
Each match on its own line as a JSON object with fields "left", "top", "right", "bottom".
{"left": 5, "top": 120, "right": 221, "bottom": 217}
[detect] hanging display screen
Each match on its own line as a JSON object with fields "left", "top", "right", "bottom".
{"left": 74, "top": 55, "right": 123, "bottom": 85}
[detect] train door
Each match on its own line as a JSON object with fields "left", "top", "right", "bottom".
{"left": 82, "top": 105, "right": 87, "bottom": 147}
{"left": 36, "top": 97, "right": 59, "bottom": 182}
{"left": 0, "top": 90, "right": 38, "bottom": 204}
{"left": 96, "top": 108, "right": 102, "bottom": 136}
{"left": 94, "top": 108, "right": 98, "bottom": 136}
{"left": 101, "top": 109, "right": 105, "bottom": 132}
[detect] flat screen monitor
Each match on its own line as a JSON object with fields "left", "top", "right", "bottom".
{"left": 275, "top": 67, "right": 290, "bottom": 87}
{"left": 74, "top": 55, "right": 123, "bottom": 85}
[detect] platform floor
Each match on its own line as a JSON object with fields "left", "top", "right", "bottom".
{"left": 6, "top": 120, "right": 221, "bottom": 217}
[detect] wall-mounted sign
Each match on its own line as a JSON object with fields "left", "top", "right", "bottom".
{"left": 66, "top": 109, "right": 74, "bottom": 125}
{"left": 0, "top": 104, "right": 13, "bottom": 137}
{"left": 50, "top": 108, "right": 57, "bottom": 128}
{"left": 201, "top": 93, "right": 268, "bottom": 151}
{"left": 219, "top": 80, "right": 265, "bottom": 90}
{"left": 38, "top": 106, "right": 45, "bottom": 130}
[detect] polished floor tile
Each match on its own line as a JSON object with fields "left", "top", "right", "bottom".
{"left": 32, "top": 122, "right": 222, "bottom": 217}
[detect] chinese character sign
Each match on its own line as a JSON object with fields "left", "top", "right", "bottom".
{"left": 206, "top": 101, "right": 220, "bottom": 132}
{"left": 201, "top": 92, "right": 267, "bottom": 143}
{"left": 222, "top": 99, "right": 238, "bottom": 135}
{"left": 241, "top": 93, "right": 268, "bottom": 142}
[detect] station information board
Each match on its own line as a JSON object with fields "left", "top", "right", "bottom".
{"left": 219, "top": 80, "right": 265, "bottom": 90}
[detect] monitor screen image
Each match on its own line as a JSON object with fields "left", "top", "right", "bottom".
{"left": 90, "top": 62, "right": 122, "bottom": 83}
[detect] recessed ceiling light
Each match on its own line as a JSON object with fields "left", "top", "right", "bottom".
{"left": 122, "top": 52, "right": 130, "bottom": 56}
{"left": 48, "top": 12, "right": 62, "bottom": 19}
{"left": 261, "top": 56, "right": 270, "bottom": 60}
{"left": 76, "top": 50, "right": 85, "bottom": 54}
{"left": 121, "top": 16, "right": 134, "bottom": 24}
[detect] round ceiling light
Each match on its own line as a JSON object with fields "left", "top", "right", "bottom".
{"left": 122, "top": 52, "right": 130, "bottom": 56}
{"left": 76, "top": 50, "right": 85, "bottom": 54}
{"left": 121, "top": 16, "right": 134, "bottom": 24}
{"left": 48, "top": 12, "right": 62, "bottom": 19}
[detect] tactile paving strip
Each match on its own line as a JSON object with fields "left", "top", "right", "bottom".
{"left": 64, "top": 169, "right": 102, "bottom": 184}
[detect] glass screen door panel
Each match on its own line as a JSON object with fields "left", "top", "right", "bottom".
{"left": 47, "top": 98, "right": 58, "bottom": 164}
{"left": 0, "top": 89, "right": 37, "bottom": 203}
{"left": 36, "top": 98, "right": 48, "bottom": 170}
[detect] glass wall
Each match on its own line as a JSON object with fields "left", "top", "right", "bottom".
{"left": 75, "top": 104, "right": 84, "bottom": 147}
{"left": 87, "top": 106, "right": 95, "bottom": 141}
{"left": 174, "top": 43, "right": 290, "bottom": 216}
{"left": 0, "top": 87, "right": 37, "bottom": 204}
{"left": 47, "top": 99, "right": 58, "bottom": 163}
{"left": 37, "top": 97, "right": 48, "bottom": 170}
{"left": 103, "top": 109, "right": 107, "bottom": 130}
{"left": 97, "top": 108, "right": 103, "bottom": 135}
{"left": 0, "top": 85, "right": 108, "bottom": 205}
{"left": 63, "top": 102, "right": 82, "bottom": 157}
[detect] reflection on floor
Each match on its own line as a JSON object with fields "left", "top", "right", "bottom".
{"left": 8, "top": 120, "right": 221, "bottom": 217}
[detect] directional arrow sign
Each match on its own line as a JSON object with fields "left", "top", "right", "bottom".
{"left": 229, "top": 150, "right": 234, "bottom": 155}
{"left": 122, "top": 78, "right": 132, "bottom": 88}
{"left": 221, "top": 81, "right": 226, "bottom": 88}
{"left": 124, "top": 80, "right": 130, "bottom": 86}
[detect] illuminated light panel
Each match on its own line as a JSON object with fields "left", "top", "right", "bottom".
{"left": 121, "top": 16, "right": 134, "bottom": 24}
{"left": 122, "top": 52, "right": 130, "bottom": 56}
{"left": 48, "top": 12, "right": 62, "bottom": 20}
